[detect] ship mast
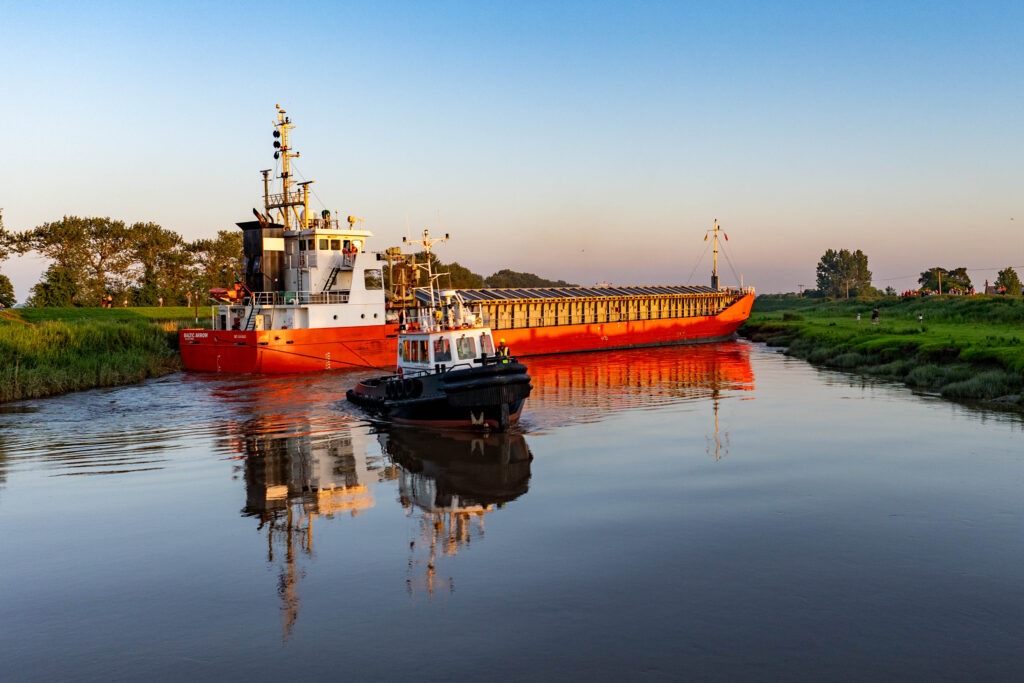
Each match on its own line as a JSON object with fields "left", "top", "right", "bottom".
{"left": 707, "top": 219, "right": 721, "bottom": 290}
{"left": 267, "top": 105, "right": 310, "bottom": 230}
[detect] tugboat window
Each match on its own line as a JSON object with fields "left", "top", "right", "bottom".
{"left": 319, "top": 239, "right": 328, "bottom": 250}
{"left": 331, "top": 239, "right": 341, "bottom": 250}
{"left": 480, "top": 333, "right": 495, "bottom": 356}
{"left": 433, "top": 338, "right": 452, "bottom": 363}
{"left": 298, "top": 240, "right": 307, "bottom": 252}
{"left": 456, "top": 336, "right": 477, "bottom": 360}
{"left": 401, "top": 340, "right": 429, "bottom": 364}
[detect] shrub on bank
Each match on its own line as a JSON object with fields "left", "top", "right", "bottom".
{"left": 940, "top": 369, "right": 1021, "bottom": 401}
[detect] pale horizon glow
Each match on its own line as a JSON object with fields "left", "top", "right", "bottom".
{"left": 2, "top": 1, "right": 1022, "bottom": 303}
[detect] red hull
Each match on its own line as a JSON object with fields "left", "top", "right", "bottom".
{"left": 179, "top": 294, "right": 753, "bottom": 374}
{"left": 179, "top": 324, "right": 400, "bottom": 373}
{"left": 496, "top": 292, "right": 755, "bottom": 357}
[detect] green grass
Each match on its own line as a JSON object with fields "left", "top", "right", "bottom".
{"left": 744, "top": 295, "right": 1024, "bottom": 408}
{"left": 13, "top": 305, "right": 212, "bottom": 324}
{"left": 0, "top": 313, "right": 184, "bottom": 402}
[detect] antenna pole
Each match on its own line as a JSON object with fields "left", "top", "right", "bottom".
{"left": 261, "top": 169, "right": 271, "bottom": 213}
{"left": 711, "top": 219, "right": 720, "bottom": 290}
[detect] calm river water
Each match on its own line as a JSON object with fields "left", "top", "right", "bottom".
{"left": 1, "top": 341, "right": 1022, "bottom": 681}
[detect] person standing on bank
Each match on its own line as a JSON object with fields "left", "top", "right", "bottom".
{"left": 871, "top": 307, "right": 879, "bottom": 325}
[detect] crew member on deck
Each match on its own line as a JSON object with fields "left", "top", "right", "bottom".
{"left": 497, "top": 338, "right": 510, "bottom": 357}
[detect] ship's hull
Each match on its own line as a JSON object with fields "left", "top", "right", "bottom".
{"left": 179, "top": 293, "right": 753, "bottom": 373}
{"left": 494, "top": 292, "right": 755, "bottom": 356}
{"left": 179, "top": 324, "right": 400, "bottom": 373}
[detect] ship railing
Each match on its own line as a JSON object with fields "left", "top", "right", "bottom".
{"left": 718, "top": 285, "right": 756, "bottom": 296}
{"left": 478, "top": 290, "right": 743, "bottom": 328}
{"left": 249, "top": 290, "right": 350, "bottom": 306}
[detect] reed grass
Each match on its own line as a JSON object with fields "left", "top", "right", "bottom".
{"left": 0, "top": 317, "right": 181, "bottom": 402}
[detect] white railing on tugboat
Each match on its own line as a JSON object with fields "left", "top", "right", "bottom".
{"left": 403, "top": 305, "right": 485, "bottom": 333}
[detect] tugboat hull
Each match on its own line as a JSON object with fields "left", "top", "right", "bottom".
{"left": 347, "top": 361, "right": 532, "bottom": 431}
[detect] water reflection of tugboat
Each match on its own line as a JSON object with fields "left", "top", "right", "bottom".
{"left": 236, "top": 403, "right": 534, "bottom": 630}
{"left": 348, "top": 231, "right": 532, "bottom": 431}
{"left": 377, "top": 427, "right": 533, "bottom": 595}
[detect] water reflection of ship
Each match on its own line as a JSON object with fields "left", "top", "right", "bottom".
{"left": 525, "top": 341, "right": 754, "bottom": 460}
{"left": 239, "top": 422, "right": 393, "bottom": 638}
{"left": 377, "top": 428, "right": 533, "bottom": 596}
{"left": 526, "top": 341, "right": 754, "bottom": 407}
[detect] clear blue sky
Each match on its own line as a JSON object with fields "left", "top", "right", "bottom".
{"left": 3, "top": 1, "right": 1021, "bottom": 301}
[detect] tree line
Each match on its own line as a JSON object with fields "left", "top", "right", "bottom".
{"left": 0, "top": 213, "right": 575, "bottom": 308}
{"left": 812, "top": 247, "right": 1021, "bottom": 298}
{"left": 0, "top": 214, "right": 243, "bottom": 307}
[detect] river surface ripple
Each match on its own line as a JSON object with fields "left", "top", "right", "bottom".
{"left": 1, "top": 341, "right": 1021, "bottom": 681}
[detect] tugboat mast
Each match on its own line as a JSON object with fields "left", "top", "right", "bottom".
{"left": 402, "top": 229, "right": 450, "bottom": 307}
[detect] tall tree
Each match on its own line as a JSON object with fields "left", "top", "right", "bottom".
{"left": 815, "top": 248, "right": 873, "bottom": 298}
{"left": 27, "top": 265, "right": 79, "bottom": 307}
{"left": 0, "top": 274, "right": 14, "bottom": 308}
{"left": 485, "top": 269, "right": 577, "bottom": 288}
{"left": 0, "top": 209, "right": 11, "bottom": 262}
{"left": 918, "top": 266, "right": 972, "bottom": 293}
{"left": 0, "top": 210, "right": 14, "bottom": 307}
{"left": 995, "top": 267, "right": 1022, "bottom": 296}
{"left": 16, "top": 216, "right": 135, "bottom": 305}
{"left": 130, "top": 222, "right": 191, "bottom": 305}
{"left": 188, "top": 230, "right": 244, "bottom": 295}
{"left": 441, "top": 261, "right": 485, "bottom": 289}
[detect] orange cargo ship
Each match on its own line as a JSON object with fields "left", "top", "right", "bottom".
{"left": 179, "top": 106, "right": 754, "bottom": 374}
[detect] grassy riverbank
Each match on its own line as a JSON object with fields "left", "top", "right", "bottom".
{"left": 0, "top": 307, "right": 204, "bottom": 402}
{"left": 743, "top": 295, "right": 1024, "bottom": 408}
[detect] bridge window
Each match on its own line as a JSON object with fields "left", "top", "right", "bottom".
{"left": 319, "top": 238, "right": 328, "bottom": 250}
{"left": 331, "top": 239, "right": 341, "bottom": 250}
{"left": 364, "top": 269, "right": 383, "bottom": 290}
